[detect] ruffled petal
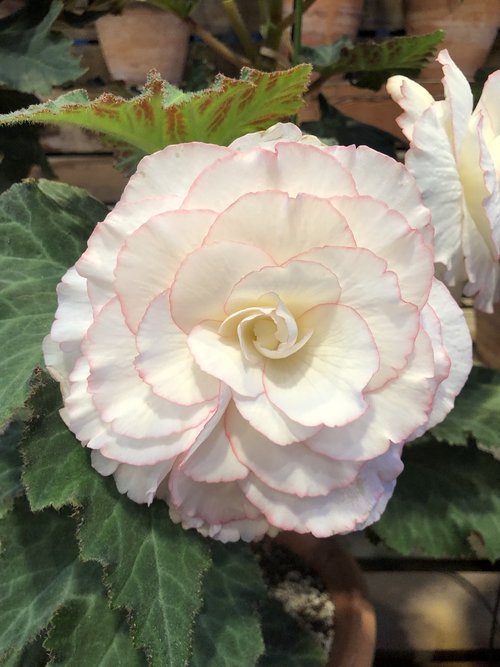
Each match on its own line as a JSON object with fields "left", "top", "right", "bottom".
{"left": 182, "top": 143, "right": 356, "bottom": 212}
{"left": 115, "top": 209, "right": 217, "bottom": 332}
{"left": 179, "top": 416, "right": 248, "bottom": 483}
{"left": 298, "top": 246, "right": 420, "bottom": 390}
{"left": 325, "top": 196, "right": 434, "bottom": 308}
{"left": 91, "top": 450, "right": 173, "bottom": 505}
{"left": 233, "top": 391, "right": 321, "bottom": 445}
{"left": 170, "top": 240, "right": 274, "bottom": 333}
{"left": 122, "top": 141, "right": 231, "bottom": 202}
{"left": 263, "top": 303, "right": 379, "bottom": 427}
{"left": 205, "top": 191, "right": 355, "bottom": 264}
{"left": 386, "top": 75, "right": 434, "bottom": 141}
{"left": 83, "top": 298, "right": 218, "bottom": 438}
{"left": 422, "top": 279, "right": 472, "bottom": 430}
{"left": 136, "top": 290, "right": 219, "bottom": 405}
{"left": 329, "top": 144, "right": 434, "bottom": 245}
{"left": 226, "top": 403, "right": 362, "bottom": 497}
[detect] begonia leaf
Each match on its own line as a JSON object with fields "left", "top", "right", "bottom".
{"left": 45, "top": 598, "right": 147, "bottom": 666}
{"left": 372, "top": 438, "right": 500, "bottom": 560}
{"left": 189, "top": 541, "right": 266, "bottom": 666}
{"left": 0, "top": 180, "right": 108, "bottom": 429}
{"left": 0, "top": 0, "right": 85, "bottom": 95}
{"left": 0, "top": 499, "right": 104, "bottom": 662}
{"left": 431, "top": 366, "right": 500, "bottom": 453}
{"left": 303, "top": 31, "right": 444, "bottom": 90}
{"left": 23, "top": 378, "right": 212, "bottom": 667}
{"left": 260, "top": 599, "right": 326, "bottom": 666}
{"left": 0, "top": 421, "right": 24, "bottom": 518}
{"left": 0, "top": 65, "right": 311, "bottom": 170}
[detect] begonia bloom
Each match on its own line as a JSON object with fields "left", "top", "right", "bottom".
{"left": 387, "top": 50, "right": 500, "bottom": 312}
{"left": 44, "top": 123, "right": 472, "bottom": 542}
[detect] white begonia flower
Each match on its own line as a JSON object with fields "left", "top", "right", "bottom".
{"left": 387, "top": 49, "right": 500, "bottom": 312}
{"left": 43, "top": 122, "right": 472, "bottom": 543}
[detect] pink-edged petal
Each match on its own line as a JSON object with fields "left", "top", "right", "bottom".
{"left": 229, "top": 122, "right": 324, "bottom": 151}
{"left": 170, "top": 240, "right": 274, "bottom": 333}
{"left": 299, "top": 246, "right": 419, "bottom": 389}
{"left": 188, "top": 321, "right": 264, "bottom": 397}
{"left": 233, "top": 391, "right": 321, "bottom": 445}
{"left": 226, "top": 402, "right": 361, "bottom": 497}
{"left": 91, "top": 450, "right": 173, "bottom": 505}
{"left": 328, "top": 144, "right": 434, "bottom": 245}
{"left": 240, "top": 459, "right": 393, "bottom": 537}
{"left": 325, "top": 196, "right": 434, "bottom": 308}
{"left": 179, "top": 416, "right": 248, "bottom": 483}
{"left": 136, "top": 290, "right": 219, "bottom": 405}
{"left": 63, "top": 358, "right": 219, "bottom": 465}
{"left": 386, "top": 75, "right": 435, "bottom": 141}
{"left": 306, "top": 328, "right": 436, "bottom": 461}
{"left": 263, "top": 303, "right": 379, "bottom": 428}
{"left": 122, "top": 141, "right": 232, "bottom": 202}
{"left": 406, "top": 105, "right": 466, "bottom": 282}
{"left": 182, "top": 143, "right": 356, "bottom": 212}
{"left": 165, "top": 467, "right": 258, "bottom": 527}
{"left": 84, "top": 298, "right": 217, "bottom": 438}
{"left": 205, "top": 191, "right": 355, "bottom": 265}
{"left": 115, "top": 209, "right": 218, "bottom": 332}
{"left": 168, "top": 503, "right": 274, "bottom": 542}
{"left": 422, "top": 279, "right": 472, "bottom": 431}
{"left": 226, "top": 259, "right": 341, "bottom": 318}
{"left": 437, "top": 49, "right": 474, "bottom": 158}
{"left": 44, "top": 267, "right": 93, "bottom": 386}
{"left": 76, "top": 198, "right": 176, "bottom": 313}
{"left": 354, "top": 443, "right": 404, "bottom": 530}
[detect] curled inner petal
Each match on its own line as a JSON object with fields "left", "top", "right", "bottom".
{"left": 219, "top": 295, "right": 313, "bottom": 362}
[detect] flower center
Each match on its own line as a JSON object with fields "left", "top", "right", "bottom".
{"left": 218, "top": 295, "right": 313, "bottom": 362}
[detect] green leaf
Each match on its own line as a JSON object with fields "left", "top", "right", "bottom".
{"left": 372, "top": 438, "right": 500, "bottom": 560}
{"left": 190, "top": 542, "right": 266, "bottom": 666}
{"left": 0, "top": 65, "right": 311, "bottom": 170}
{"left": 0, "top": 497, "right": 146, "bottom": 666}
{"left": 432, "top": 366, "right": 500, "bottom": 453}
{"left": 0, "top": 421, "right": 24, "bottom": 518}
{"left": 0, "top": 0, "right": 85, "bottom": 95}
{"left": 0, "top": 179, "right": 108, "bottom": 429}
{"left": 23, "top": 377, "right": 213, "bottom": 667}
{"left": 304, "top": 31, "right": 444, "bottom": 91}
{"left": 78, "top": 482, "right": 213, "bottom": 667}
{"left": 260, "top": 599, "right": 326, "bottom": 667}
{"left": 45, "top": 597, "right": 147, "bottom": 666}
{"left": 0, "top": 498, "right": 103, "bottom": 660}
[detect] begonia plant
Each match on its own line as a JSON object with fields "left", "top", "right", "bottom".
{"left": 1, "top": 1, "right": 500, "bottom": 665}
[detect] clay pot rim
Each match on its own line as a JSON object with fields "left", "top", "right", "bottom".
{"left": 275, "top": 532, "right": 376, "bottom": 667}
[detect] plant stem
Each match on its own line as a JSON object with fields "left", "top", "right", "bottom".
{"left": 222, "top": 0, "right": 259, "bottom": 63}
{"left": 185, "top": 16, "right": 251, "bottom": 70}
{"left": 279, "top": 0, "right": 316, "bottom": 30}
{"left": 292, "top": 0, "right": 303, "bottom": 65}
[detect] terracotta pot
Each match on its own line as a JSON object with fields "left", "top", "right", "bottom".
{"left": 405, "top": 0, "right": 500, "bottom": 80}
{"left": 277, "top": 533, "right": 376, "bottom": 667}
{"left": 283, "top": 0, "right": 364, "bottom": 46}
{"left": 96, "top": 2, "right": 190, "bottom": 85}
{"left": 474, "top": 304, "right": 500, "bottom": 368}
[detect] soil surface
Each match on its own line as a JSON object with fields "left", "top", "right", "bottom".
{"left": 254, "top": 539, "right": 335, "bottom": 653}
